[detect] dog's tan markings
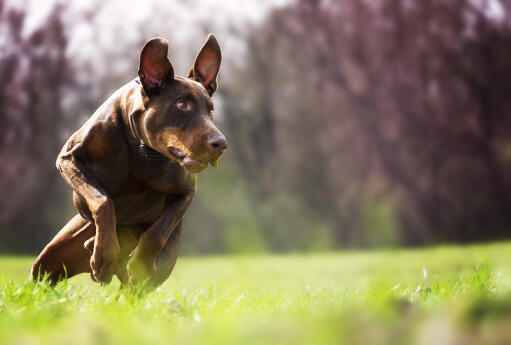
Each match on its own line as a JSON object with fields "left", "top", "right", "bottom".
{"left": 153, "top": 128, "right": 192, "bottom": 157}
{"left": 166, "top": 134, "right": 191, "bottom": 156}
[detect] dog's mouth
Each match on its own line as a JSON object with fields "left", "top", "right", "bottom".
{"left": 168, "top": 147, "right": 212, "bottom": 173}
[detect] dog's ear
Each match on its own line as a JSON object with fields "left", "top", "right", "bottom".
{"left": 138, "top": 38, "right": 174, "bottom": 95}
{"left": 187, "top": 34, "right": 221, "bottom": 96}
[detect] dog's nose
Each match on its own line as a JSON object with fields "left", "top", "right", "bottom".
{"left": 207, "top": 135, "right": 227, "bottom": 155}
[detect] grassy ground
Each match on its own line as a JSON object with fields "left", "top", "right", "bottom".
{"left": 1, "top": 242, "right": 511, "bottom": 345}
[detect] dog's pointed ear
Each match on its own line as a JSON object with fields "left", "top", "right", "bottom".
{"left": 138, "top": 38, "right": 174, "bottom": 95}
{"left": 187, "top": 34, "right": 221, "bottom": 96}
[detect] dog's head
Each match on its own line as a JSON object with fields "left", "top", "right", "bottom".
{"left": 131, "top": 34, "right": 226, "bottom": 173}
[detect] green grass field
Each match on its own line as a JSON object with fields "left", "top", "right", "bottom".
{"left": 1, "top": 242, "right": 511, "bottom": 345}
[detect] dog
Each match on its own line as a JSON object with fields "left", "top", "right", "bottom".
{"left": 31, "top": 34, "right": 226, "bottom": 289}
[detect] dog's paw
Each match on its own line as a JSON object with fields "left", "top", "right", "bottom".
{"left": 90, "top": 241, "right": 120, "bottom": 284}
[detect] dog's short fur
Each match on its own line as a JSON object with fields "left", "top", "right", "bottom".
{"left": 31, "top": 35, "right": 226, "bottom": 289}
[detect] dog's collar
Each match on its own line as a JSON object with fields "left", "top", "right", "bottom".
{"left": 138, "top": 143, "right": 166, "bottom": 160}
{"left": 130, "top": 77, "right": 167, "bottom": 160}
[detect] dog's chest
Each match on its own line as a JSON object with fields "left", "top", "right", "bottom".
{"left": 130, "top": 155, "right": 189, "bottom": 193}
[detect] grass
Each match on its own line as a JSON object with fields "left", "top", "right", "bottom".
{"left": 1, "top": 242, "right": 511, "bottom": 344}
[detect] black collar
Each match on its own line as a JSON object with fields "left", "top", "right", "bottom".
{"left": 138, "top": 143, "right": 167, "bottom": 160}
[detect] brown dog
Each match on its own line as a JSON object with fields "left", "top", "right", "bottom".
{"left": 31, "top": 35, "right": 226, "bottom": 289}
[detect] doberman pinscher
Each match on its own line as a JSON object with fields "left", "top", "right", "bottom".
{"left": 31, "top": 34, "right": 227, "bottom": 289}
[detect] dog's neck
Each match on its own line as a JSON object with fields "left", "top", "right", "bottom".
{"left": 128, "top": 78, "right": 168, "bottom": 161}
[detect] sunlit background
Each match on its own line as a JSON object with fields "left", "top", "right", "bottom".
{"left": 1, "top": 0, "right": 511, "bottom": 255}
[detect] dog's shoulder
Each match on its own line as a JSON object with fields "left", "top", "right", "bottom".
{"left": 60, "top": 80, "right": 141, "bottom": 160}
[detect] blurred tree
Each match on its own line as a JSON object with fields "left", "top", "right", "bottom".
{"left": 223, "top": 0, "right": 511, "bottom": 247}
{"left": 0, "top": 1, "right": 76, "bottom": 252}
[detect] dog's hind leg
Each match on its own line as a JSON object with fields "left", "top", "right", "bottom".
{"left": 148, "top": 221, "right": 182, "bottom": 288}
{"left": 123, "top": 223, "right": 182, "bottom": 291}
{"left": 31, "top": 214, "right": 94, "bottom": 285}
{"left": 113, "top": 226, "right": 143, "bottom": 287}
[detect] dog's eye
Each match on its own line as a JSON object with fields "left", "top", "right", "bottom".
{"left": 176, "top": 100, "right": 192, "bottom": 111}
{"left": 209, "top": 109, "right": 214, "bottom": 118}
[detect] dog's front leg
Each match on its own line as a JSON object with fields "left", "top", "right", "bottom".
{"left": 127, "top": 192, "right": 194, "bottom": 285}
{"left": 57, "top": 146, "right": 120, "bottom": 284}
